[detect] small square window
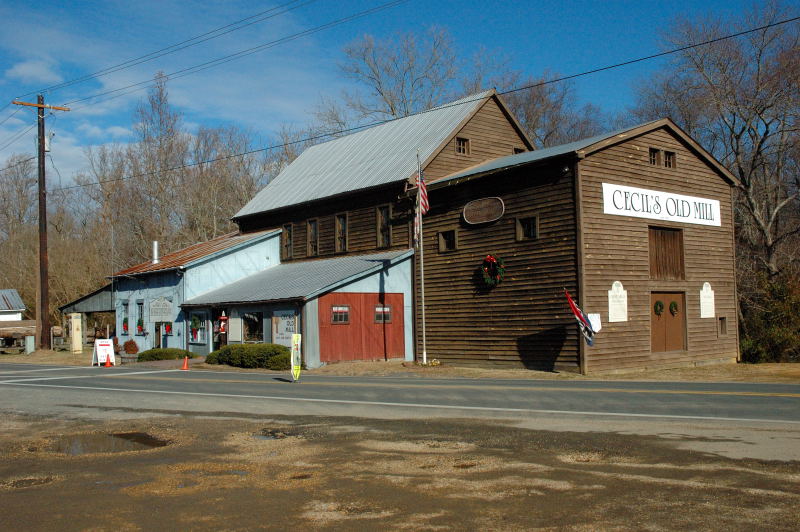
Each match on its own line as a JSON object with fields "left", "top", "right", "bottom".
{"left": 332, "top": 305, "right": 350, "bottom": 324}
{"left": 649, "top": 148, "right": 661, "bottom": 166}
{"left": 664, "top": 151, "right": 676, "bottom": 168}
{"left": 516, "top": 216, "right": 538, "bottom": 241}
{"left": 374, "top": 305, "right": 392, "bottom": 324}
{"left": 455, "top": 137, "right": 470, "bottom": 155}
{"left": 438, "top": 229, "right": 457, "bottom": 252}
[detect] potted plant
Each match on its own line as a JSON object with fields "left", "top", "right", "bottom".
{"left": 190, "top": 315, "right": 201, "bottom": 341}
{"left": 136, "top": 318, "right": 144, "bottom": 334}
{"left": 122, "top": 317, "right": 129, "bottom": 334}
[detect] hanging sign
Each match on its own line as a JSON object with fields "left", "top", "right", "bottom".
{"left": 91, "top": 339, "right": 115, "bottom": 366}
{"left": 290, "top": 333, "right": 302, "bottom": 382}
{"left": 149, "top": 297, "right": 172, "bottom": 322}
{"left": 602, "top": 183, "right": 721, "bottom": 226}
{"left": 463, "top": 197, "right": 504, "bottom": 224}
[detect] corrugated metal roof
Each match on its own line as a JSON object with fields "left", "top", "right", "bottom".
{"left": 432, "top": 121, "right": 662, "bottom": 186}
{"left": 234, "top": 90, "right": 495, "bottom": 219}
{"left": 183, "top": 250, "right": 412, "bottom": 306}
{"left": 0, "top": 289, "right": 25, "bottom": 311}
{"left": 113, "top": 229, "right": 279, "bottom": 277}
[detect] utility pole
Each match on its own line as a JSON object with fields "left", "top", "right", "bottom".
{"left": 12, "top": 96, "right": 70, "bottom": 350}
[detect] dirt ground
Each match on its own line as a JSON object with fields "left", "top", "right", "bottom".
{"left": 0, "top": 411, "right": 798, "bottom": 531}
{"left": 3, "top": 348, "right": 799, "bottom": 383}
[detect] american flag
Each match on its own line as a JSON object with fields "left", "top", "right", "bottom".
{"left": 413, "top": 169, "right": 428, "bottom": 247}
{"left": 417, "top": 169, "right": 429, "bottom": 215}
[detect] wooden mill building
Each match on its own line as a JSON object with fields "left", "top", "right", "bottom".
{"left": 71, "top": 89, "right": 738, "bottom": 373}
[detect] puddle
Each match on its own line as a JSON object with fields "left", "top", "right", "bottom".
{"left": 254, "top": 428, "right": 300, "bottom": 440}
{"left": 50, "top": 432, "right": 168, "bottom": 455}
{"left": 290, "top": 473, "right": 312, "bottom": 480}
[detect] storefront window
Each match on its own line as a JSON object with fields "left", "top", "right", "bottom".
{"left": 189, "top": 312, "right": 207, "bottom": 343}
{"left": 121, "top": 301, "right": 129, "bottom": 335}
{"left": 243, "top": 312, "right": 264, "bottom": 342}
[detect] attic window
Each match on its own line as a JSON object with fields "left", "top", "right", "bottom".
{"left": 649, "top": 148, "right": 661, "bottom": 166}
{"left": 664, "top": 151, "right": 676, "bottom": 168}
{"left": 455, "top": 137, "right": 470, "bottom": 155}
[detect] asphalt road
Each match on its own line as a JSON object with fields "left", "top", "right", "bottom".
{"left": 2, "top": 362, "right": 799, "bottom": 460}
{"left": 1, "top": 362, "right": 799, "bottom": 421}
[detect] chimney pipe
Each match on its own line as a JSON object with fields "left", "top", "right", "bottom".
{"left": 152, "top": 241, "right": 160, "bottom": 264}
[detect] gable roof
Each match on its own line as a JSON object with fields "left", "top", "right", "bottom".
{"left": 0, "top": 289, "right": 25, "bottom": 312}
{"left": 234, "top": 90, "right": 516, "bottom": 220}
{"left": 432, "top": 118, "right": 737, "bottom": 188}
{"left": 112, "top": 229, "right": 279, "bottom": 277}
{"left": 182, "top": 249, "right": 413, "bottom": 306}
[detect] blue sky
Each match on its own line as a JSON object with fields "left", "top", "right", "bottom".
{"left": 0, "top": 0, "right": 772, "bottom": 183}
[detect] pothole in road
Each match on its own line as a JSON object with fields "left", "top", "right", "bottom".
{"left": 2, "top": 476, "right": 55, "bottom": 489}
{"left": 253, "top": 428, "right": 302, "bottom": 440}
{"left": 49, "top": 432, "right": 169, "bottom": 455}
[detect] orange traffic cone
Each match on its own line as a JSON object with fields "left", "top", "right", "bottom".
{"left": 104, "top": 356, "right": 112, "bottom": 368}
{"left": 180, "top": 356, "right": 189, "bottom": 371}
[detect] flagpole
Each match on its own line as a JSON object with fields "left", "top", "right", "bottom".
{"left": 417, "top": 150, "right": 428, "bottom": 365}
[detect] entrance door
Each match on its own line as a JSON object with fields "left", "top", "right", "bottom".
{"left": 154, "top": 323, "right": 162, "bottom": 348}
{"left": 651, "top": 292, "right": 686, "bottom": 352}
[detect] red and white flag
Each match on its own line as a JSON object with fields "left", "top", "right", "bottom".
{"left": 413, "top": 168, "right": 428, "bottom": 248}
{"left": 565, "top": 289, "right": 596, "bottom": 346}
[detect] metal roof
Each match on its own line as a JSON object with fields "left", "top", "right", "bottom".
{"left": 183, "top": 250, "right": 413, "bottom": 306}
{"left": 431, "top": 118, "right": 735, "bottom": 187}
{"left": 59, "top": 283, "right": 113, "bottom": 314}
{"left": 112, "top": 229, "right": 279, "bottom": 277}
{"left": 432, "top": 123, "right": 657, "bottom": 187}
{"left": 234, "top": 90, "right": 495, "bottom": 219}
{"left": 0, "top": 289, "right": 25, "bottom": 311}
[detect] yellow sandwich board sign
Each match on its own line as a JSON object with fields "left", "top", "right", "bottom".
{"left": 290, "top": 333, "right": 302, "bottom": 382}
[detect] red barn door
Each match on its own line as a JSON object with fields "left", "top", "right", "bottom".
{"left": 318, "top": 292, "right": 404, "bottom": 363}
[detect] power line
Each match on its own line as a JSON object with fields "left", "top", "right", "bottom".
{"left": 16, "top": 0, "right": 317, "bottom": 99}
{"left": 52, "top": 14, "right": 800, "bottom": 192}
{"left": 64, "top": 0, "right": 410, "bottom": 108}
{"left": 0, "top": 122, "right": 36, "bottom": 153}
{"left": 0, "top": 106, "right": 22, "bottom": 127}
{"left": 0, "top": 155, "right": 36, "bottom": 174}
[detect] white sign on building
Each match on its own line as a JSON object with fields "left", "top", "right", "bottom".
{"left": 149, "top": 297, "right": 172, "bottom": 322}
{"left": 608, "top": 281, "right": 628, "bottom": 323}
{"left": 272, "top": 310, "right": 296, "bottom": 347}
{"left": 602, "top": 183, "right": 721, "bottom": 227}
{"left": 700, "top": 282, "right": 716, "bottom": 318}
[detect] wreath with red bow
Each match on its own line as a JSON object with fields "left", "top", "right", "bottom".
{"left": 481, "top": 254, "right": 505, "bottom": 287}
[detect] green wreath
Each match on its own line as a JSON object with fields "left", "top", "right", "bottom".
{"left": 669, "top": 301, "right": 679, "bottom": 316}
{"left": 654, "top": 300, "right": 665, "bottom": 316}
{"left": 481, "top": 254, "right": 505, "bottom": 287}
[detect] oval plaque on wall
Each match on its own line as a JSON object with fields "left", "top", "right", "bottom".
{"left": 463, "top": 197, "right": 505, "bottom": 224}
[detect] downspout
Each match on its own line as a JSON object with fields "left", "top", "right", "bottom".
{"left": 573, "top": 155, "right": 587, "bottom": 375}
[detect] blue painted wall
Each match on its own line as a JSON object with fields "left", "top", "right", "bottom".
{"left": 114, "top": 271, "right": 184, "bottom": 353}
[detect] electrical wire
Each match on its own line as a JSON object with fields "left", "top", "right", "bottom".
{"left": 0, "top": 106, "right": 22, "bottom": 127}
{"left": 15, "top": 0, "right": 316, "bottom": 99}
{"left": 63, "top": 0, "right": 410, "bottom": 108}
{"left": 0, "top": 122, "right": 36, "bottom": 153}
{"left": 0, "top": 155, "right": 36, "bottom": 174}
{"left": 51, "top": 14, "right": 800, "bottom": 192}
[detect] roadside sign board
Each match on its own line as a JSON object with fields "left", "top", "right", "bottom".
{"left": 291, "top": 333, "right": 302, "bottom": 382}
{"left": 91, "top": 339, "right": 115, "bottom": 366}
{"left": 149, "top": 297, "right": 172, "bottom": 323}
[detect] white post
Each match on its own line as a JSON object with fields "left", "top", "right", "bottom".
{"left": 417, "top": 151, "right": 427, "bottom": 365}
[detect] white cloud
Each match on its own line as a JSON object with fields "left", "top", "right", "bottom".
{"left": 76, "top": 122, "right": 131, "bottom": 139}
{"left": 5, "top": 60, "right": 62, "bottom": 84}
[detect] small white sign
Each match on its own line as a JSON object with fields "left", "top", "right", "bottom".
{"left": 603, "top": 183, "right": 721, "bottom": 226}
{"left": 588, "top": 313, "right": 602, "bottom": 333}
{"left": 272, "top": 310, "right": 296, "bottom": 347}
{"left": 608, "top": 281, "right": 628, "bottom": 322}
{"left": 91, "top": 339, "right": 115, "bottom": 366}
{"left": 700, "top": 282, "right": 715, "bottom": 318}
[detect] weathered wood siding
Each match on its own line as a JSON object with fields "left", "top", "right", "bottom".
{"left": 578, "top": 127, "right": 738, "bottom": 373}
{"left": 417, "top": 164, "right": 580, "bottom": 369}
{"left": 424, "top": 97, "right": 530, "bottom": 183}
{"left": 238, "top": 184, "right": 414, "bottom": 261}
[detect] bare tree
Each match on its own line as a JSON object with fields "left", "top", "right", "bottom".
{"left": 633, "top": 2, "right": 800, "bottom": 278}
